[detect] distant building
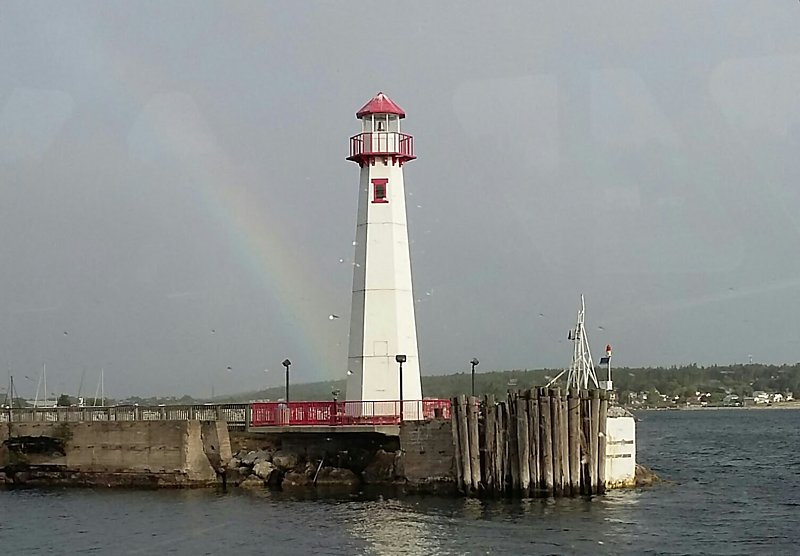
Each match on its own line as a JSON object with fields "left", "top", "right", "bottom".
{"left": 723, "top": 394, "right": 741, "bottom": 407}
{"left": 752, "top": 391, "right": 769, "bottom": 404}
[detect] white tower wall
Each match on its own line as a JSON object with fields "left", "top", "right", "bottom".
{"left": 346, "top": 160, "right": 422, "bottom": 401}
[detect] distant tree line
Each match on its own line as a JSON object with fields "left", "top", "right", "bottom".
{"left": 211, "top": 363, "right": 800, "bottom": 405}
{"left": 30, "top": 364, "right": 790, "bottom": 407}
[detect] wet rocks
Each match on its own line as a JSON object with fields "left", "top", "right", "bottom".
{"left": 362, "top": 449, "right": 397, "bottom": 484}
{"left": 281, "top": 463, "right": 315, "bottom": 489}
{"left": 223, "top": 467, "right": 246, "bottom": 487}
{"left": 272, "top": 450, "right": 299, "bottom": 472}
{"left": 229, "top": 446, "right": 406, "bottom": 492}
{"left": 253, "top": 461, "right": 277, "bottom": 482}
{"left": 315, "top": 467, "right": 359, "bottom": 487}
{"left": 239, "top": 475, "right": 266, "bottom": 489}
{"left": 240, "top": 449, "right": 272, "bottom": 466}
{"left": 635, "top": 464, "right": 660, "bottom": 487}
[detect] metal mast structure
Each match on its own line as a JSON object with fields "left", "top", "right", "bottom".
{"left": 566, "top": 295, "right": 599, "bottom": 389}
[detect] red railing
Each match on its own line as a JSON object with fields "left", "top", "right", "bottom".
{"left": 250, "top": 399, "right": 450, "bottom": 427}
{"left": 349, "top": 132, "right": 415, "bottom": 160}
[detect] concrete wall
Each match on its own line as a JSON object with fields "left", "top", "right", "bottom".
{"left": 201, "top": 421, "right": 232, "bottom": 471}
{"left": 398, "top": 419, "right": 455, "bottom": 484}
{"left": 2, "top": 420, "right": 222, "bottom": 486}
{"left": 605, "top": 416, "right": 636, "bottom": 488}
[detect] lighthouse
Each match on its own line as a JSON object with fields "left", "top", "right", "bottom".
{"left": 345, "top": 92, "right": 423, "bottom": 403}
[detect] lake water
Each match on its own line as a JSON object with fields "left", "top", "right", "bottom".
{"left": 1, "top": 409, "right": 798, "bottom": 555}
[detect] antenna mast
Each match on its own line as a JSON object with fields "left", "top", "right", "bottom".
{"left": 566, "top": 295, "right": 599, "bottom": 390}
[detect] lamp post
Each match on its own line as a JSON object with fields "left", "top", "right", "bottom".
{"left": 470, "top": 358, "right": 479, "bottom": 398}
{"left": 282, "top": 359, "right": 291, "bottom": 403}
{"left": 395, "top": 354, "right": 406, "bottom": 421}
{"left": 331, "top": 388, "right": 341, "bottom": 425}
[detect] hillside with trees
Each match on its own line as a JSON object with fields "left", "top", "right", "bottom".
{"left": 205, "top": 363, "right": 800, "bottom": 407}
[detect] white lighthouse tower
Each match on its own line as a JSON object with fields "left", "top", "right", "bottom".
{"left": 345, "top": 92, "right": 423, "bottom": 403}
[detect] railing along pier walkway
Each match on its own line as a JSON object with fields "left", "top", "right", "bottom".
{"left": 1, "top": 400, "right": 451, "bottom": 433}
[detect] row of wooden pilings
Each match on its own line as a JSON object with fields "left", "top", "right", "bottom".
{"left": 450, "top": 387, "right": 610, "bottom": 496}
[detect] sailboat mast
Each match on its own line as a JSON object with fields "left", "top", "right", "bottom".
{"left": 77, "top": 367, "right": 86, "bottom": 403}
{"left": 3, "top": 362, "right": 9, "bottom": 406}
{"left": 34, "top": 365, "right": 43, "bottom": 408}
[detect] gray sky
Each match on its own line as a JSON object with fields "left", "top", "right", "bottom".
{"left": 2, "top": 1, "right": 800, "bottom": 398}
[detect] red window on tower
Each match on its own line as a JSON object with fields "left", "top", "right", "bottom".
{"left": 371, "top": 178, "right": 388, "bottom": 203}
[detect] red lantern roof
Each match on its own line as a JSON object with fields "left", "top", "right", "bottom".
{"left": 356, "top": 92, "right": 406, "bottom": 119}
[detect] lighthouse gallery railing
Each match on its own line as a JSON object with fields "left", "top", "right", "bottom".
{"left": 349, "top": 132, "right": 414, "bottom": 159}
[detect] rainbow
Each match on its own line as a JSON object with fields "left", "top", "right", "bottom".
{"left": 126, "top": 89, "right": 340, "bottom": 384}
{"left": 198, "top": 161, "right": 340, "bottom": 383}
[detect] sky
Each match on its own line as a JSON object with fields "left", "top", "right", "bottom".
{"left": 1, "top": 1, "right": 800, "bottom": 399}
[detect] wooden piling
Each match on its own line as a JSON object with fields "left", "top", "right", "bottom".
{"left": 457, "top": 394, "right": 473, "bottom": 492}
{"left": 589, "top": 389, "right": 600, "bottom": 495}
{"left": 450, "top": 396, "right": 464, "bottom": 492}
{"left": 494, "top": 402, "right": 504, "bottom": 491}
{"left": 468, "top": 396, "right": 482, "bottom": 491}
{"left": 567, "top": 388, "right": 581, "bottom": 496}
{"left": 484, "top": 394, "right": 496, "bottom": 492}
{"left": 516, "top": 396, "right": 530, "bottom": 493}
{"left": 528, "top": 397, "right": 540, "bottom": 491}
{"left": 560, "top": 393, "right": 570, "bottom": 494}
{"left": 598, "top": 390, "right": 608, "bottom": 494}
{"left": 550, "top": 388, "right": 564, "bottom": 496}
{"left": 502, "top": 401, "right": 511, "bottom": 491}
{"left": 580, "top": 389, "right": 591, "bottom": 494}
{"left": 539, "top": 388, "right": 554, "bottom": 496}
{"left": 508, "top": 393, "right": 520, "bottom": 491}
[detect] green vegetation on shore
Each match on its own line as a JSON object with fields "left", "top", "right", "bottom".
{"left": 191, "top": 363, "right": 799, "bottom": 406}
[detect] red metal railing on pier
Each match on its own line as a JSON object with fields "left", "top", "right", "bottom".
{"left": 250, "top": 399, "right": 450, "bottom": 427}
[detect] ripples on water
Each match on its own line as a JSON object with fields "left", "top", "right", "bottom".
{"left": 1, "top": 410, "right": 798, "bottom": 555}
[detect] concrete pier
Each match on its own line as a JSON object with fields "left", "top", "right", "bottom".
{"left": 1, "top": 420, "right": 229, "bottom": 487}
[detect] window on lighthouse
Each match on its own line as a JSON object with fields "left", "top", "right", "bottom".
{"left": 372, "top": 178, "right": 388, "bottom": 203}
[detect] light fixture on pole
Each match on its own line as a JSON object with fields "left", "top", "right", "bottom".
{"left": 282, "top": 359, "right": 291, "bottom": 403}
{"left": 395, "top": 354, "right": 407, "bottom": 421}
{"left": 470, "top": 358, "right": 479, "bottom": 398}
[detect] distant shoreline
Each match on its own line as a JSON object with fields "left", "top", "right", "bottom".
{"left": 633, "top": 402, "right": 800, "bottom": 412}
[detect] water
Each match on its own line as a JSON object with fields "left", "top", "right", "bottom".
{"left": 1, "top": 409, "right": 798, "bottom": 555}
